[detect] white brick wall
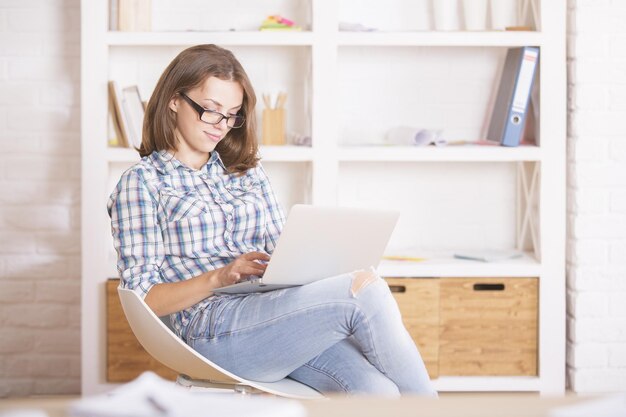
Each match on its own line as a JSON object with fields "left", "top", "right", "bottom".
{"left": 0, "top": 0, "right": 81, "bottom": 397}
{"left": 567, "top": 0, "right": 626, "bottom": 393}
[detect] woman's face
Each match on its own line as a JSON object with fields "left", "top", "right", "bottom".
{"left": 169, "top": 76, "right": 244, "bottom": 169}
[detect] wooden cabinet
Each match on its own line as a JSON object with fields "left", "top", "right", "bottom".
{"left": 107, "top": 277, "right": 537, "bottom": 382}
{"left": 106, "top": 279, "right": 176, "bottom": 382}
{"left": 439, "top": 277, "right": 538, "bottom": 376}
{"left": 386, "top": 278, "right": 440, "bottom": 379}
{"left": 386, "top": 277, "right": 538, "bottom": 378}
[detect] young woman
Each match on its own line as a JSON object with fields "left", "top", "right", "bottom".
{"left": 108, "top": 44, "right": 436, "bottom": 396}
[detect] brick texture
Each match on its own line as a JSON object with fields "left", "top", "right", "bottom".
{"left": 0, "top": 0, "right": 80, "bottom": 397}
{"left": 567, "top": 0, "right": 626, "bottom": 393}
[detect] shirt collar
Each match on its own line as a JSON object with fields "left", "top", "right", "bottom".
{"left": 151, "top": 150, "right": 227, "bottom": 175}
{"left": 207, "top": 150, "right": 228, "bottom": 172}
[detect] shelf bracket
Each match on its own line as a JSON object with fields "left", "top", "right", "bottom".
{"left": 517, "top": 161, "right": 540, "bottom": 259}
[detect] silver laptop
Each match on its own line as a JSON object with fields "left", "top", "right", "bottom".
{"left": 213, "top": 204, "right": 399, "bottom": 294}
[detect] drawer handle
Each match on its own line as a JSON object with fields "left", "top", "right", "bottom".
{"left": 388, "top": 285, "right": 406, "bottom": 293}
{"left": 473, "top": 283, "right": 505, "bottom": 291}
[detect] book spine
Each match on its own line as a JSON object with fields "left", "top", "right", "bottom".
{"left": 108, "top": 80, "right": 130, "bottom": 148}
{"left": 118, "top": 0, "right": 151, "bottom": 32}
{"left": 109, "top": 0, "right": 118, "bottom": 31}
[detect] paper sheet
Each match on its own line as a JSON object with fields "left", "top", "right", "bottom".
{"left": 70, "top": 372, "right": 307, "bottom": 417}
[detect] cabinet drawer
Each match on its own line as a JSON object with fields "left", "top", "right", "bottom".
{"left": 385, "top": 278, "right": 440, "bottom": 379}
{"left": 439, "top": 277, "right": 538, "bottom": 376}
{"left": 106, "top": 279, "right": 177, "bottom": 382}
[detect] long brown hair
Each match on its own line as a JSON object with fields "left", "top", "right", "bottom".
{"left": 140, "top": 44, "right": 259, "bottom": 174}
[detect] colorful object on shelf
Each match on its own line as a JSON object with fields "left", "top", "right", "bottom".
{"left": 260, "top": 15, "right": 302, "bottom": 31}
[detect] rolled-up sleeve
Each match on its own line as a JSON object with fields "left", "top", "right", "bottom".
{"left": 256, "top": 164, "right": 285, "bottom": 254}
{"left": 107, "top": 169, "right": 164, "bottom": 299}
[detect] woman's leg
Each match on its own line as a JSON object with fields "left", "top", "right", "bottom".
{"left": 187, "top": 269, "right": 436, "bottom": 396}
{"left": 288, "top": 337, "right": 400, "bottom": 396}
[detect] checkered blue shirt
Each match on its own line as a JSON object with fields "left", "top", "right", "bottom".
{"left": 107, "top": 150, "right": 285, "bottom": 336}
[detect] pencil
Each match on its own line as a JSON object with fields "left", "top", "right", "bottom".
{"left": 277, "top": 92, "right": 287, "bottom": 109}
{"left": 383, "top": 255, "right": 426, "bottom": 262}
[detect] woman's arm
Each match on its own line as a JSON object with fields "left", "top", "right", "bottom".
{"left": 109, "top": 167, "right": 273, "bottom": 316}
{"left": 109, "top": 169, "right": 269, "bottom": 316}
{"left": 144, "top": 251, "right": 270, "bottom": 316}
{"left": 108, "top": 169, "right": 166, "bottom": 302}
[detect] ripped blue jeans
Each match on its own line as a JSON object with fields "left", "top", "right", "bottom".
{"left": 184, "top": 270, "right": 436, "bottom": 396}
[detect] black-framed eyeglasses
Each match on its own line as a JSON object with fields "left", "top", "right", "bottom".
{"left": 179, "top": 92, "right": 245, "bottom": 129}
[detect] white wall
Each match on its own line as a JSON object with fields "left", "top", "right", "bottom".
{"left": 0, "top": 0, "right": 81, "bottom": 396}
{"left": 0, "top": 0, "right": 625, "bottom": 396}
{"left": 566, "top": 0, "right": 626, "bottom": 392}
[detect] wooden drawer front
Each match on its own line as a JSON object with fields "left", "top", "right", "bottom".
{"left": 439, "top": 277, "right": 538, "bottom": 376}
{"left": 386, "top": 278, "right": 440, "bottom": 379}
{"left": 106, "top": 279, "right": 177, "bottom": 382}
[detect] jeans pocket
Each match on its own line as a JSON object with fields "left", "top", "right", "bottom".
{"left": 187, "top": 303, "right": 219, "bottom": 342}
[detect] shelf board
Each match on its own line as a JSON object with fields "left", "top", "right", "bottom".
{"left": 258, "top": 145, "right": 313, "bottom": 162}
{"left": 338, "top": 145, "right": 542, "bottom": 162}
{"left": 106, "top": 30, "right": 542, "bottom": 48}
{"left": 106, "top": 31, "right": 314, "bottom": 46}
{"left": 378, "top": 252, "right": 540, "bottom": 278}
{"left": 106, "top": 254, "right": 540, "bottom": 282}
{"left": 107, "top": 145, "right": 542, "bottom": 163}
{"left": 106, "top": 146, "right": 313, "bottom": 163}
{"left": 337, "top": 31, "right": 544, "bottom": 47}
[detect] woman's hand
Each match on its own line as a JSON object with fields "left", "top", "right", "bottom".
{"left": 145, "top": 251, "right": 270, "bottom": 316}
{"left": 214, "top": 252, "right": 270, "bottom": 288}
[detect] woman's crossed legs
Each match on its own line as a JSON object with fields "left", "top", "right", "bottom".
{"left": 187, "top": 269, "right": 436, "bottom": 396}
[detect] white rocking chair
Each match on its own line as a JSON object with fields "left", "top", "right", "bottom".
{"left": 117, "top": 287, "right": 323, "bottom": 399}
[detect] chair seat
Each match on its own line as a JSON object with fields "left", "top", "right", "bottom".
{"left": 117, "top": 288, "right": 323, "bottom": 399}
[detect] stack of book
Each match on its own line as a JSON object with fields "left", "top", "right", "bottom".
{"left": 110, "top": 0, "right": 151, "bottom": 31}
{"left": 108, "top": 81, "right": 145, "bottom": 149}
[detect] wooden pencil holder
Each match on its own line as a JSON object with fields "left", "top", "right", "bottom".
{"left": 262, "top": 108, "right": 285, "bottom": 145}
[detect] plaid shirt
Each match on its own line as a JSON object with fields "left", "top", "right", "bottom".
{"left": 107, "top": 150, "right": 285, "bottom": 336}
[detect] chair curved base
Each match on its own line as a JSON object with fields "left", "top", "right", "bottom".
{"left": 176, "top": 374, "right": 259, "bottom": 394}
{"left": 175, "top": 373, "right": 324, "bottom": 399}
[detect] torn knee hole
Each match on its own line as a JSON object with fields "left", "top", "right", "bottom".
{"left": 350, "top": 269, "right": 379, "bottom": 297}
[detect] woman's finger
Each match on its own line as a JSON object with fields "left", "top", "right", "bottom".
{"left": 242, "top": 262, "right": 267, "bottom": 276}
{"left": 241, "top": 251, "right": 271, "bottom": 262}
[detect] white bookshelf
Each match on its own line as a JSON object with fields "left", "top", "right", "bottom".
{"left": 81, "top": 0, "right": 565, "bottom": 395}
